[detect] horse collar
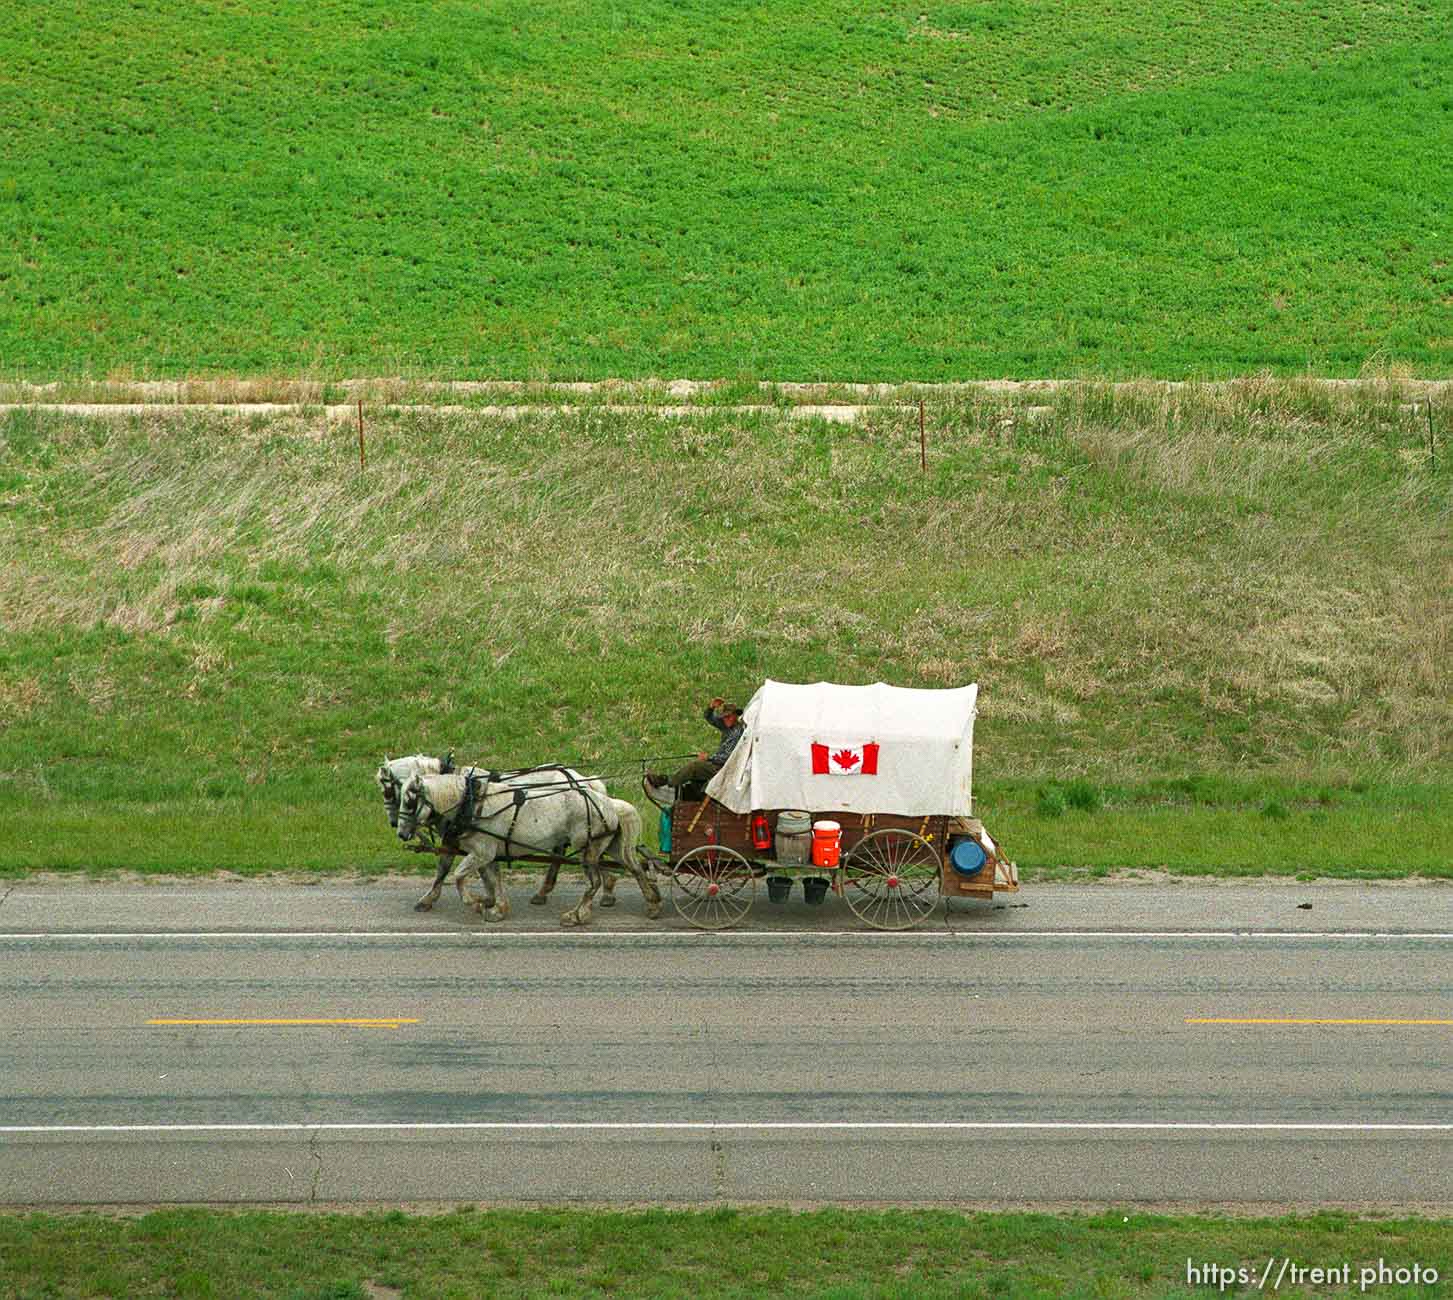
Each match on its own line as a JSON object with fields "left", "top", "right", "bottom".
{"left": 450, "top": 772, "right": 479, "bottom": 832}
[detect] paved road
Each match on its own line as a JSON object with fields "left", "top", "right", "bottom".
{"left": 2, "top": 879, "right": 1450, "bottom": 1207}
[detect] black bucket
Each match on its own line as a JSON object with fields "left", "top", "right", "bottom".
{"left": 802, "top": 876, "right": 829, "bottom": 906}
{"left": 766, "top": 875, "right": 793, "bottom": 904}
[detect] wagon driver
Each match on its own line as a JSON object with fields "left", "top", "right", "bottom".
{"left": 647, "top": 697, "right": 745, "bottom": 794}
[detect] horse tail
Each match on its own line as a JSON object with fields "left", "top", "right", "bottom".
{"left": 605, "top": 799, "right": 641, "bottom": 870}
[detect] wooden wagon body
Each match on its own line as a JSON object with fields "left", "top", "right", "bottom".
{"left": 658, "top": 795, "right": 1018, "bottom": 929}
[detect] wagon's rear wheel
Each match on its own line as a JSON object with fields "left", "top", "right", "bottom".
{"left": 841, "top": 829, "right": 941, "bottom": 930}
{"left": 670, "top": 845, "right": 755, "bottom": 930}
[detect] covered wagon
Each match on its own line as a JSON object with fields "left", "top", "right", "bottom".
{"left": 652, "top": 679, "right": 1018, "bottom": 929}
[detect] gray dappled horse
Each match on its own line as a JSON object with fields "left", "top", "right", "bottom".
{"left": 396, "top": 768, "right": 662, "bottom": 927}
{"left": 376, "top": 753, "right": 622, "bottom": 912}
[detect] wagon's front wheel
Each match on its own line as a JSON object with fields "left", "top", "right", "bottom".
{"left": 670, "top": 845, "right": 756, "bottom": 930}
{"left": 841, "top": 829, "right": 941, "bottom": 930}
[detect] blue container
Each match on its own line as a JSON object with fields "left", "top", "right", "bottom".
{"left": 949, "top": 837, "right": 986, "bottom": 876}
{"left": 659, "top": 808, "right": 672, "bottom": 853}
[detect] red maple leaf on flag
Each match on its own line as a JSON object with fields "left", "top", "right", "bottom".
{"left": 832, "top": 748, "right": 860, "bottom": 770}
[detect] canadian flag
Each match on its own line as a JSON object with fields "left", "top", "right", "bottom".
{"left": 811, "top": 742, "right": 880, "bottom": 775}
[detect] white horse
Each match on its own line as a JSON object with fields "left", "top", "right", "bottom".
{"left": 396, "top": 768, "right": 662, "bottom": 927}
{"left": 376, "top": 754, "right": 624, "bottom": 913}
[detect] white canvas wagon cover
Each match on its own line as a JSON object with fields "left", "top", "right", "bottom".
{"left": 705, "top": 679, "right": 978, "bottom": 817}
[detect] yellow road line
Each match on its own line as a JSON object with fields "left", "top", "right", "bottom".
{"left": 1186, "top": 1017, "right": 1453, "bottom": 1025}
{"left": 148, "top": 1018, "right": 418, "bottom": 1027}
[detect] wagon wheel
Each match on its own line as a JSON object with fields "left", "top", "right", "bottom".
{"left": 841, "top": 829, "right": 941, "bottom": 930}
{"left": 670, "top": 845, "right": 756, "bottom": 930}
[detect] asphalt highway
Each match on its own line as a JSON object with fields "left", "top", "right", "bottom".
{"left": 2, "top": 877, "right": 1450, "bottom": 1207}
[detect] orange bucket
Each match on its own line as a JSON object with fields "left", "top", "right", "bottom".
{"left": 811, "top": 820, "right": 842, "bottom": 868}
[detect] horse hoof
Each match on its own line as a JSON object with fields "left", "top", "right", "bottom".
{"left": 528, "top": 893, "right": 548, "bottom": 906}
{"left": 413, "top": 900, "right": 435, "bottom": 913}
{"left": 485, "top": 909, "right": 507, "bottom": 924}
{"left": 599, "top": 894, "right": 617, "bottom": 908}
{"left": 559, "top": 911, "right": 581, "bottom": 927}
{"left": 646, "top": 904, "right": 663, "bottom": 920}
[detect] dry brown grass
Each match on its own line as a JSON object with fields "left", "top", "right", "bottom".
{"left": 1, "top": 383, "right": 1448, "bottom": 782}
{"left": 0, "top": 675, "right": 46, "bottom": 725}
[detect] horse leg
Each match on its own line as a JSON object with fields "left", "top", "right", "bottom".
{"left": 560, "top": 857, "right": 602, "bottom": 928}
{"left": 613, "top": 810, "right": 661, "bottom": 919}
{"left": 530, "top": 857, "right": 562, "bottom": 906}
{"left": 446, "top": 851, "right": 486, "bottom": 915}
{"left": 598, "top": 807, "right": 632, "bottom": 908}
{"left": 600, "top": 804, "right": 652, "bottom": 916}
{"left": 414, "top": 852, "right": 455, "bottom": 912}
{"left": 480, "top": 859, "right": 510, "bottom": 923}
{"left": 621, "top": 858, "right": 662, "bottom": 920}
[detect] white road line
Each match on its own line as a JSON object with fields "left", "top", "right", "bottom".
{"left": 3, "top": 1122, "right": 1451, "bottom": 1134}
{"left": 1, "top": 931, "right": 1451, "bottom": 940}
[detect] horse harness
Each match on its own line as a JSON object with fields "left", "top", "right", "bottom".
{"left": 416, "top": 764, "right": 612, "bottom": 862}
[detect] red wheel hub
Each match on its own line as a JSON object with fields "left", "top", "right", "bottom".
{"left": 706, "top": 883, "right": 720, "bottom": 897}
{"left": 886, "top": 875, "right": 900, "bottom": 889}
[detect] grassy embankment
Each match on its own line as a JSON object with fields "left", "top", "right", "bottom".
{"left": 1, "top": 381, "right": 1448, "bottom": 877}
{"left": 2, "top": 0, "right": 1450, "bottom": 378}
{"left": 2, "top": 1206, "right": 1452, "bottom": 1298}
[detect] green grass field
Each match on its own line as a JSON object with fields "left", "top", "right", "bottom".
{"left": 1, "top": 381, "right": 1448, "bottom": 876}
{"left": 2, "top": 1206, "right": 1451, "bottom": 1298}
{"left": 2, "top": 3, "right": 1450, "bottom": 1275}
{"left": 3, "top": 1, "right": 1451, "bottom": 378}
